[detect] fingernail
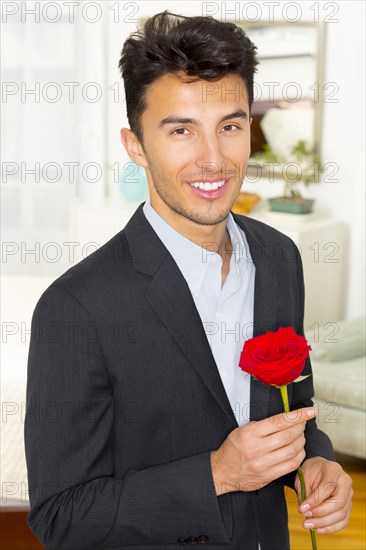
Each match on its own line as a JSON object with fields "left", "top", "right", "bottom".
{"left": 304, "top": 521, "right": 314, "bottom": 529}
{"left": 300, "top": 503, "right": 310, "bottom": 512}
{"left": 307, "top": 409, "right": 316, "bottom": 417}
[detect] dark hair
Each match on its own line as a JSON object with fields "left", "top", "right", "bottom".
{"left": 118, "top": 10, "right": 259, "bottom": 147}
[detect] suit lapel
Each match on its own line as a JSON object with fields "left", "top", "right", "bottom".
{"left": 146, "top": 259, "right": 238, "bottom": 427}
{"left": 124, "top": 203, "right": 277, "bottom": 427}
{"left": 232, "top": 212, "right": 277, "bottom": 421}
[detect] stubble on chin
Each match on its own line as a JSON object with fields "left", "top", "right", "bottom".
{"left": 147, "top": 160, "right": 239, "bottom": 226}
{"left": 154, "top": 184, "right": 233, "bottom": 226}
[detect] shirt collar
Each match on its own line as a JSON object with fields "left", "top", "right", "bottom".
{"left": 142, "top": 197, "right": 250, "bottom": 298}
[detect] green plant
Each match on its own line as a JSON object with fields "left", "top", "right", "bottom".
{"left": 252, "top": 140, "right": 322, "bottom": 199}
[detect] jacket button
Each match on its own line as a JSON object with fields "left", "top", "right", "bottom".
{"left": 177, "top": 537, "right": 188, "bottom": 544}
{"left": 197, "top": 535, "right": 209, "bottom": 543}
{"left": 187, "top": 536, "right": 198, "bottom": 543}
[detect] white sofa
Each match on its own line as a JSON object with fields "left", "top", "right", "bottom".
{"left": 305, "top": 317, "right": 366, "bottom": 459}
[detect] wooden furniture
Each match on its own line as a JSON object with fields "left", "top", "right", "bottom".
{"left": 0, "top": 500, "right": 44, "bottom": 550}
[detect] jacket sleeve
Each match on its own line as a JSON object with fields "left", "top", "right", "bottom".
{"left": 24, "top": 285, "right": 231, "bottom": 549}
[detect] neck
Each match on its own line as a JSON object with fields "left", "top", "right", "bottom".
{"left": 148, "top": 198, "right": 232, "bottom": 262}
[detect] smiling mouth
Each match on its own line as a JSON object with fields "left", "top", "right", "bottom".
{"left": 188, "top": 179, "right": 227, "bottom": 191}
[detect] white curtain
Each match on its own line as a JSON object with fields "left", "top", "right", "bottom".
{"left": 1, "top": 2, "right": 109, "bottom": 275}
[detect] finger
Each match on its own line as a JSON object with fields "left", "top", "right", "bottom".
{"left": 303, "top": 497, "right": 352, "bottom": 534}
{"left": 302, "top": 484, "right": 353, "bottom": 518}
{"left": 298, "top": 471, "right": 338, "bottom": 512}
{"left": 299, "top": 463, "right": 352, "bottom": 514}
{"left": 316, "top": 517, "right": 350, "bottom": 535}
{"left": 316, "top": 505, "right": 352, "bottom": 534}
{"left": 262, "top": 446, "right": 306, "bottom": 480}
{"left": 258, "top": 407, "right": 317, "bottom": 436}
{"left": 299, "top": 473, "right": 353, "bottom": 517}
{"left": 295, "top": 471, "right": 322, "bottom": 510}
{"left": 272, "top": 448, "right": 307, "bottom": 479}
{"left": 263, "top": 425, "right": 306, "bottom": 455}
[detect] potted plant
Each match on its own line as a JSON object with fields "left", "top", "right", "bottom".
{"left": 252, "top": 140, "right": 322, "bottom": 214}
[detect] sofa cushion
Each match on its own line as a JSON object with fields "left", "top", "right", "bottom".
{"left": 306, "top": 317, "right": 365, "bottom": 362}
{"left": 315, "top": 398, "right": 366, "bottom": 459}
{"left": 311, "top": 356, "right": 366, "bottom": 411}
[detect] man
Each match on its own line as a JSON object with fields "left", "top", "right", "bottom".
{"left": 24, "top": 11, "right": 352, "bottom": 550}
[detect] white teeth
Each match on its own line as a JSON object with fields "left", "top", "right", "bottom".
{"left": 190, "top": 180, "right": 226, "bottom": 191}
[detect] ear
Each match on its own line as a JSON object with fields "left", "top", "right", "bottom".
{"left": 248, "top": 117, "right": 252, "bottom": 157}
{"left": 120, "top": 128, "right": 148, "bottom": 168}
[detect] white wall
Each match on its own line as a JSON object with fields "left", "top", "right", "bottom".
{"left": 4, "top": 1, "right": 362, "bottom": 317}
{"left": 321, "top": 1, "right": 365, "bottom": 319}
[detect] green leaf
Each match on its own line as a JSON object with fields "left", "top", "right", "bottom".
{"left": 292, "top": 374, "right": 312, "bottom": 383}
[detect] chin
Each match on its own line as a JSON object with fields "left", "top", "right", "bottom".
{"left": 185, "top": 208, "right": 231, "bottom": 226}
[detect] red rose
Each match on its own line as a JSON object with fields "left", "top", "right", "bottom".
{"left": 239, "top": 326, "right": 312, "bottom": 387}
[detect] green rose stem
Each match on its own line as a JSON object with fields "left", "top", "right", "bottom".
{"left": 278, "top": 384, "right": 317, "bottom": 550}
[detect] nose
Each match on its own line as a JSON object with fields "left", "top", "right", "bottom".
{"left": 194, "top": 135, "right": 227, "bottom": 179}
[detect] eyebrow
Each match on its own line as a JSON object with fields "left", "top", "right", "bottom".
{"left": 158, "top": 109, "right": 248, "bottom": 128}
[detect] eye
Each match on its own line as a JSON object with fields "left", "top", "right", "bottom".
{"left": 222, "top": 124, "right": 240, "bottom": 132}
{"left": 171, "top": 127, "right": 189, "bottom": 135}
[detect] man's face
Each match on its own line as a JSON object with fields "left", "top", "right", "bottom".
{"left": 130, "top": 72, "right": 251, "bottom": 227}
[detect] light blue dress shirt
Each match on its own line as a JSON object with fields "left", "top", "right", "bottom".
{"left": 143, "top": 198, "right": 256, "bottom": 427}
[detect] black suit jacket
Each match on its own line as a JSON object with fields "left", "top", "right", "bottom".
{"left": 24, "top": 202, "right": 335, "bottom": 549}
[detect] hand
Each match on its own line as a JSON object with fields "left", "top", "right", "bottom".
{"left": 210, "top": 407, "right": 317, "bottom": 495}
{"left": 296, "top": 456, "right": 353, "bottom": 534}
